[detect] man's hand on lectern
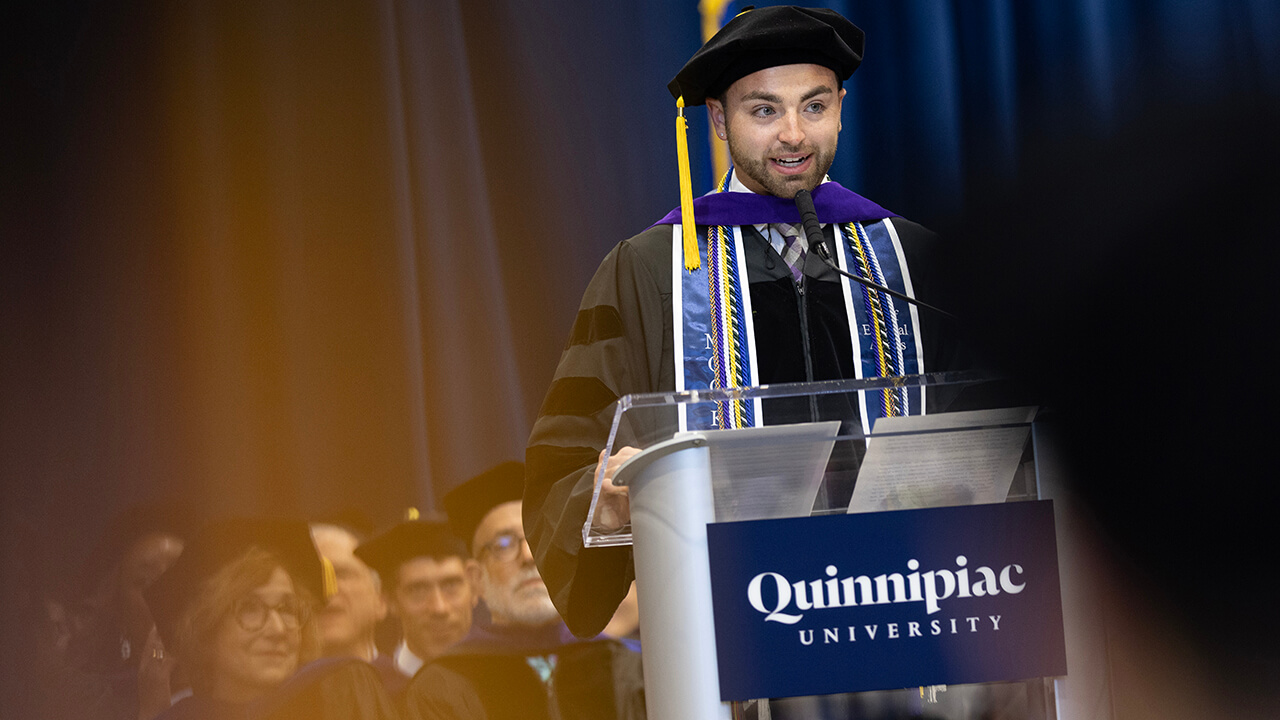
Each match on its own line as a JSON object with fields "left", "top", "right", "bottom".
{"left": 591, "top": 446, "right": 640, "bottom": 533}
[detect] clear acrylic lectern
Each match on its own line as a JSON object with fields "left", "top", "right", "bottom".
{"left": 584, "top": 372, "right": 1063, "bottom": 720}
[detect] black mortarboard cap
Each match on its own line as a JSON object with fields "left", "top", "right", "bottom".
{"left": 668, "top": 5, "right": 865, "bottom": 106}
{"left": 145, "top": 518, "right": 325, "bottom": 650}
{"left": 441, "top": 462, "right": 525, "bottom": 550}
{"left": 353, "top": 521, "right": 467, "bottom": 581}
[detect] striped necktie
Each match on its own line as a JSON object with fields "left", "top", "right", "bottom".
{"left": 774, "top": 223, "right": 806, "bottom": 283}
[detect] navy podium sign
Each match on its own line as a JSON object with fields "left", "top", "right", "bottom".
{"left": 706, "top": 500, "right": 1066, "bottom": 700}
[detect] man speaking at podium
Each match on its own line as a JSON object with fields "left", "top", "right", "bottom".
{"left": 526, "top": 6, "right": 954, "bottom": 639}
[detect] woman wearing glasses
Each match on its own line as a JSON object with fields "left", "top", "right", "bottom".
{"left": 145, "top": 519, "right": 397, "bottom": 720}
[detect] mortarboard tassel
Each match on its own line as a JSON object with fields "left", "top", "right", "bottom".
{"left": 320, "top": 555, "right": 338, "bottom": 599}
{"left": 676, "top": 97, "right": 700, "bottom": 271}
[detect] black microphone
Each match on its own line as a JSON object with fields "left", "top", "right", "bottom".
{"left": 794, "top": 188, "right": 833, "bottom": 263}
{"left": 793, "top": 189, "right": 954, "bottom": 320}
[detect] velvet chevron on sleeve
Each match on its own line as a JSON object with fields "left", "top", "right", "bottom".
{"left": 524, "top": 226, "right": 674, "bottom": 638}
{"left": 524, "top": 216, "right": 955, "bottom": 635}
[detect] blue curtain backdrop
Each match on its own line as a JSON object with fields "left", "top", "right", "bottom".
{"left": 1, "top": 0, "right": 1277, "bottom": 707}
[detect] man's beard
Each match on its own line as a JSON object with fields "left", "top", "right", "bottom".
{"left": 482, "top": 568, "right": 560, "bottom": 627}
{"left": 727, "top": 129, "right": 837, "bottom": 198}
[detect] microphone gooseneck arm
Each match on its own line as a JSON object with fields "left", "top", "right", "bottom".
{"left": 793, "top": 189, "right": 954, "bottom": 321}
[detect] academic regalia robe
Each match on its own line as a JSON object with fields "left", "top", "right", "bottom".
{"left": 369, "top": 652, "right": 412, "bottom": 700}
{"left": 154, "top": 695, "right": 248, "bottom": 720}
{"left": 154, "top": 658, "right": 400, "bottom": 720}
{"left": 526, "top": 198, "right": 957, "bottom": 637}
{"left": 253, "top": 657, "right": 400, "bottom": 720}
{"left": 401, "top": 619, "right": 644, "bottom": 720}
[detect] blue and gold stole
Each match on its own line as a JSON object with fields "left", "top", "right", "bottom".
{"left": 654, "top": 176, "right": 925, "bottom": 434}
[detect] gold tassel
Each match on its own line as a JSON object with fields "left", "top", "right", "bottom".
{"left": 320, "top": 556, "right": 338, "bottom": 599}
{"left": 676, "top": 97, "right": 700, "bottom": 271}
{"left": 403, "top": 507, "right": 420, "bottom": 521}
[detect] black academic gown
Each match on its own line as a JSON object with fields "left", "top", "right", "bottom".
{"left": 401, "top": 619, "right": 644, "bottom": 720}
{"left": 369, "top": 652, "right": 412, "bottom": 700}
{"left": 525, "top": 218, "right": 955, "bottom": 638}
{"left": 155, "top": 658, "right": 400, "bottom": 720}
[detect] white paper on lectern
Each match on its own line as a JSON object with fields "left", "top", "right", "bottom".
{"left": 848, "top": 406, "right": 1038, "bottom": 514}
{"left": 673, "top": 420, "right": 842, "bottom": 522}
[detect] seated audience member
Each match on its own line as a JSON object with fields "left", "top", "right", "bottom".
{"left": 310, "top": 524, "right": 387, "bottom": 662}
{"left": 13, "top": 504, "right": 186, "bottom": 717}
{"left": 145, "top": 518, "right": 398, "bottom": 720}
{"left": 402, "top": 462, "right": 645, "bottom": 720}
{"left": 354, "top": 520, "right": 478, "bottom": 697}
{"left": 63, "top": 502, "right": 190, "bottom": 717}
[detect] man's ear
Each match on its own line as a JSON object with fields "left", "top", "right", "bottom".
{"left": 465, "top": 559, "right": 483, "bottom": 607}
{"left": 837, "top": 87, "right": 846, "bottom": 132}
{"left": 707, "top": 97, "right": 728, "bottom": 141}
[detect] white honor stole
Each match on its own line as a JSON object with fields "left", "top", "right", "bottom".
{"left": 671, "top": 218, "right": 925, "bottom": 435}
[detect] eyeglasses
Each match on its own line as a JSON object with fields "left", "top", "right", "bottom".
{"left": 231, "top": 595, "right": 309, "bottom": 632}
{"left": 478, "top": 531, "right": 528, "bottom": 563}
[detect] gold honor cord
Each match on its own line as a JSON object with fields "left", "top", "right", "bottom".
{"left": 843, "top": 222, "right": 904, "bottom": 418}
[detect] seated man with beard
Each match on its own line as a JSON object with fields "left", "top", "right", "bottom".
{"left": 402, "top": 462, "right": 645, "bottom": 720}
